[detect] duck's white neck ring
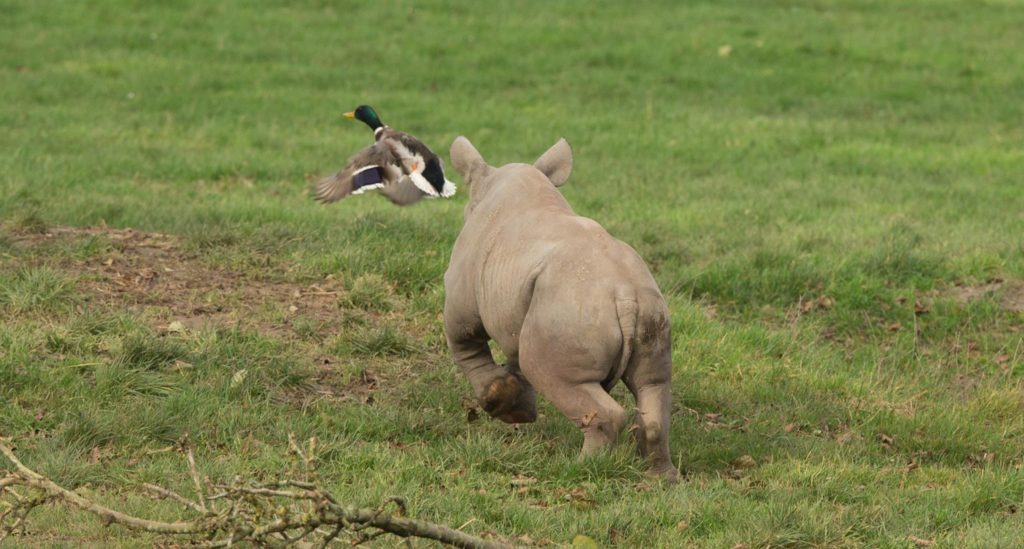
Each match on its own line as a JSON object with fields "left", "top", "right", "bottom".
{"left": 374, "top": 126, "right": 386, "bottom": 138}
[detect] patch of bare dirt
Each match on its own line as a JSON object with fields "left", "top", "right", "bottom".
{"left": 948, "top": 278, "right": 1024, "bottom": 313}
{"left": 281, "top": 357, "right": 385, "bottom": 407}
{"left": 8, "top": 225, "right": 347, "bottom": 336}
{"left": 6, "top": 225, "right": 410, "bottom": 405}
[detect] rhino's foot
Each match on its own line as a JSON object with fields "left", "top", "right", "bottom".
{"left": 481, "top": 373, "right": 537, "bottom": 424}
{"left": 645, "top": 463, "right": 681, "bottom": 484}
{"left": 497, "top": 406, "right": 537, "bottom": 424}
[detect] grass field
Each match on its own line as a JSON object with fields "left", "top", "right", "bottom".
{"left": 2, "top": 0, "right": 1024, "bottom": 546}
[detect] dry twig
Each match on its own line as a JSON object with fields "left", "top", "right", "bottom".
{"left": 0, "top": 436, "right": 511, "bottom": 548}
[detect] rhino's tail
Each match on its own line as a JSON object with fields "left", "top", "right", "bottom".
{"left": 608, "top": 289, "right": 639, "bottom": 391}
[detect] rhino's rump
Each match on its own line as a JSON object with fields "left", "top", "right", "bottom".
{"left": 477, "top": 232, "right": 650, "bottom": 372}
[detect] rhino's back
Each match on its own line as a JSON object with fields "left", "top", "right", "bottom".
{"left": 484, "top": 210, "right": 662, "bottom": 312}
{"left": 540, "top": 213, "right": 658, "bottom": 288}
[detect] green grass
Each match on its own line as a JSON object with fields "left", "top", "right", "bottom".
{"left": 2, "top": 0, "right": 1024, "bottom": 546}
{"left": 0, "top": 266, "right": 77, "bottom": 314}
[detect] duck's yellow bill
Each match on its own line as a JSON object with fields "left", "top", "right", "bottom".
{"left": 343, "top": 111, "right": 356, "bottom": 119}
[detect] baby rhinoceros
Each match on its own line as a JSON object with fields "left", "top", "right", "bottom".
{"left": 444, "top": 136, "right": 678, "bottom": 482}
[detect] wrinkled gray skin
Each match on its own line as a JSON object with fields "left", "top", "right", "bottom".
{"left": 444, "top": 136, "right": 678, "bottom": 481}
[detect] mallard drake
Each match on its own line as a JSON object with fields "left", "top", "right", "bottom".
{"left": 313, "top": 105, "right": 456, "bottom": 206}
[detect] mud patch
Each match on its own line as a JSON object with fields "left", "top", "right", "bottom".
{"left": 5, "top": 225, "right": 347, "bottom": 337}
{"left": 948, "top": 278, "right": 1024, "bottom": 313}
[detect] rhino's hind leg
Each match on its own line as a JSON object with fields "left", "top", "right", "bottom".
{"left": 567, "top": 383, "right": 628, "bottom": 456}
{"left": 526, "top": 377, "right": 628, "bottom": 457}
{"left": 518, "top": 316, "right": 628, "bottom": 456}
{"left": 629, "top": 381, "right": 679, "bottom": 482}
{"left": 623, "top": 340, "right": 679, "bottom": 482}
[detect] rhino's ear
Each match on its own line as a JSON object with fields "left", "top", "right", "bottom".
{"left": 450, "top": 136, "right": 492, "bottom": 184}
{"left": 534, "top": 138, "right": 572, "bottom": 187}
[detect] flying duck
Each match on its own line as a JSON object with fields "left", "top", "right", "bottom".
{"left": 313, "top": 105, "right": 456, "bottom": 206}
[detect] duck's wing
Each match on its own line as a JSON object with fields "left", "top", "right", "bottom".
{"left": 312, "top": 141, "right": 401, "bottom": 204}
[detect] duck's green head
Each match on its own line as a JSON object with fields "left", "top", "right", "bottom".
{"left": 344, "top": 105, "right": 383, "bottom": 130}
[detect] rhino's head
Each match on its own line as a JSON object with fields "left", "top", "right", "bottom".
{"left": 449, "top": 136, "right": 573, "bottom": 212}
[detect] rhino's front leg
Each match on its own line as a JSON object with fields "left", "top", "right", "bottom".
{"left": 444, "top": 319, "right": 536, "bottom": 424}
{"left": 492, "top": 357, "right": 537, "bottom": 424}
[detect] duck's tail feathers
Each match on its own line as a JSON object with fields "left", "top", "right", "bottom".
{"left": 410, "top": 172, "right": 441, "bottom": 197}
{"left": 440, "top": 180, "right": 457, "bottom": 198}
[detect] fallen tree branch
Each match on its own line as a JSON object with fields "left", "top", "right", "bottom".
{"left": 141, "top": 483, "right": 208, "bottom": 515}
{"left": 0, "top": 437, "right": 512, "bottom": 548}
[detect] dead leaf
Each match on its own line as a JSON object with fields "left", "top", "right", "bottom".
{"left": 798, "top": 295, "right": 834, "bottom": 314}
{"left": 90, "top": 446, "right": 102, "bottom": 464}
{"left": 908, "top": 535, "right": 934, "bottom": 547}
{"left": 557, "top": 487, "right": 596, "bottom": 509}
{"left": 913, "top": 300, "right": 930, "bottom": 315}
{"left": 676, "top": 521, "right": 689, "bottom": 532}
{"left": 230, "top": 369, "right": 249, "bottom": 388}
{"left": 783, "top": 422, "right": 799, "bottom": 433}
{"left": 904, "top": 461, "right": 919, "bottom": 473}
{"left": 836, "top": 429, "right": 857, "bottom": 445}
{"left": 718, "top": 44, "right": 733, "bottom": 57}
{"left": 360, "top": 369, "right": 379, "bottom": 388}
{"left": 572, "top": 534, "right": 599, "bottom": 548}
{"left": 969, "top": 451, "right": 995, "bottom": 466}
{"left": 510, "top": 475, "right": 537, "bottom": 488}
{"left": 879, "top": 433, "right": 895, "bottom": 449}
{"left": 166, "top": 320, "right": 186, "bottom": 333}
{"left": 886, "top": 322, "right": 902, "bottom": 332}
{"left": 732, "top": 455, "right": 757, "bottom": 469}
